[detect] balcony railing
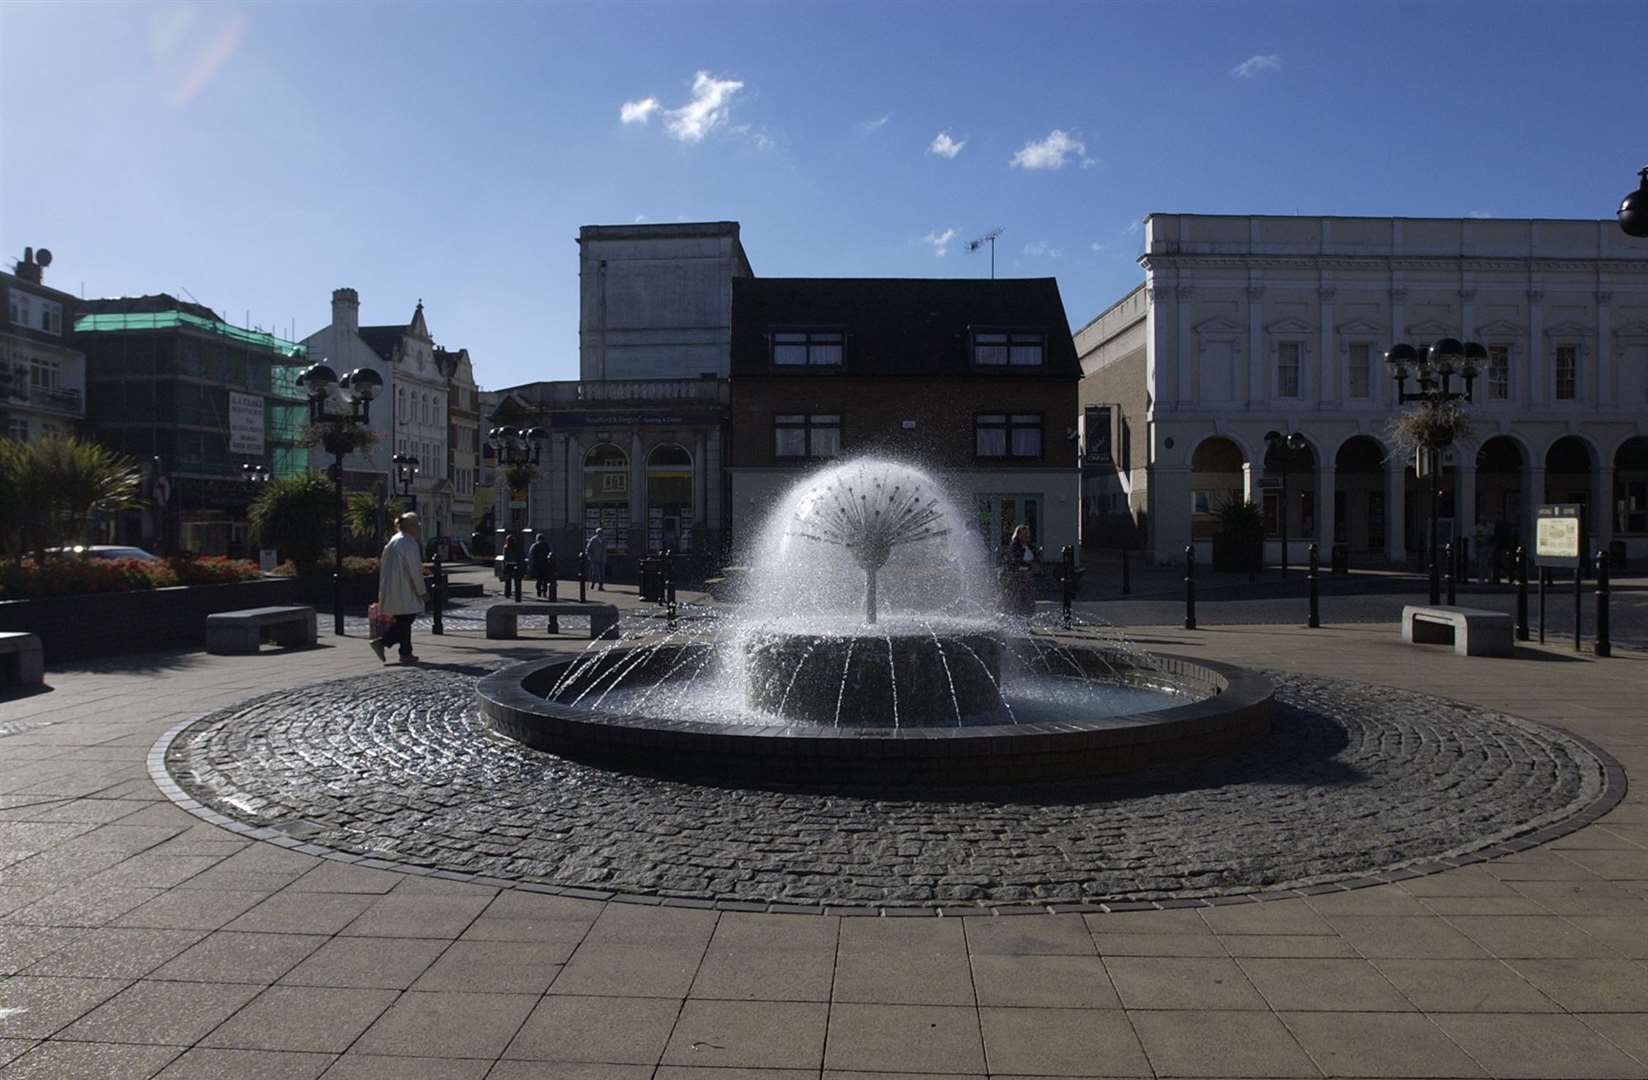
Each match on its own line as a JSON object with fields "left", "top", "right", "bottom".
{"left": 525, "top": 378, "right": 726, "bottom": 406}
{"left": 1, "top": 382, "right": 85, "bottom": 417}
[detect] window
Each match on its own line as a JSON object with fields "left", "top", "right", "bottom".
{"left": 975, "top": 413, "right": 1043, "bottom": 459}
{"left": 973, "top": 331, "right": 1045, "bottom": 367}
{"left": 6, "top": 417, "right": 27, "bottom": 443}
{"left": 1276, "top": 343, "right": 1301, "bottom": 398}
{"left": 1554, "top": 345, "right": 1577, "bottom": 400}
{"left": 6, "top": 291, "right": 63, "bottom": 335}
{"left": 1347, "top": 343, "right": 1371, "bottom": 399}
{"left": 771, "top": 330, "right": 844, "bottom": 367}
{"left": 774, "top": 414, "right": 842, "bottom": 459}
{"left": 28, "top": 355, "right": 60, "bottom": 391}
{"left": 397, "top": 387, "right": 406, "bottom": 423}
{"left": 1487, "top": 345, "right": 1510, "bottom": 400}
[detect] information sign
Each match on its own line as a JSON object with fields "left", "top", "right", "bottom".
{"left": 1535, "top": 504, "right": 1582, "bottom": 569}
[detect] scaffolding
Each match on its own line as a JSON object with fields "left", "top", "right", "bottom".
{"left": 74, "top": 310, "right": 308, "bottom": 358}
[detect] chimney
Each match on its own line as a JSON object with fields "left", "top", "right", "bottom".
{"left": 331, "top": 287, "right": 360, "bottom": 334}
{"left": 14, "top": 247, "right": 42, "bottom": 285}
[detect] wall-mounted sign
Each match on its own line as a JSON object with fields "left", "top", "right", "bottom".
{"left": 228, "top": 392, "right": 265, "bottom": 456}
{"left": 550, "top": 412, "right": 722, "bottom": 428}
{"left": 1535, "top": 503, "right": 1582, "bottom": 569}
{"left": 1084, "top": 406, "right": 1113, "bottom": 465}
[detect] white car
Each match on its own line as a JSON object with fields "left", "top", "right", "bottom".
{"left": 48, "top": 545, "right": 159, "bottom": 562}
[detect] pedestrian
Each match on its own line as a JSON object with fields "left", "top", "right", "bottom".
{"left": 528, "top": 532, "right": 553, "bottom": 599}
{"left": 1006, "top": 523, "right": 1037, "bottom": 616}
{"left": 501, "top": 532, "right": 521, "bottom": 595}
{"left": 371, "top": 511, "right": 427, "bottom": 664}
{"left": 584, "top": 526, "right": 609, "bottom": 591}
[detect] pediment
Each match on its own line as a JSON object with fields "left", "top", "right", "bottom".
{"left": 1335, "top": 317, "right": 1383, "bottom": 337}
{"left": 1193, "top": 314, "right": 1243, "bottom": 335}
{"left": 1544, "top": 320, "right": 1594, "bottom": 339}
{"left": 1474, "top": 318, "right": 1523, "bottom": 339}
{"left": 1613, "top": 320, "right": 1648, "bottom": 339}
{"left": 1405, "top": 318, "right": 1455, "bottom": 341}
{"left": 1264, "top": 316, "right": 1314, "bottom": 336}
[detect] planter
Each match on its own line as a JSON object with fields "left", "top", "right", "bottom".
{"left": 291, "top": 574, "right": 377, "bottom": 609}
{"left": 0, "top": 578, "right": 303, "bottom": 663}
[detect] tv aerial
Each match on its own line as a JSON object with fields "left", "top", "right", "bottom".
{"left": 35, "top": 249, "right": 52, "bottom": 268}
{"left": 965, "top": 228, "right": 1003, "bottom": 279}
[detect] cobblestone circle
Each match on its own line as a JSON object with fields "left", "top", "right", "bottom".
{"left": 163, "top": 667, "right": 1610, "bottom": 908}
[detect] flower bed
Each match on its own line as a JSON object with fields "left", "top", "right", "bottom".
{"left": 0, "top": 556, "right": 261, "bottom": 600}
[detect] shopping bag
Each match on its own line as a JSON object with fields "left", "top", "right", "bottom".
{"left": 368, "top": 602, "right": 393, "bottom": 639}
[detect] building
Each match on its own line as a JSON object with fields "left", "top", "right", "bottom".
{"left": 301, "top": 290, "right": 461, "bottom": 537}
{"left": 73, "top": 294, "right": 308, "bottom": 555}
{"left": 437, "top": 346, "right": 481, "bottom": 544}
{"left": 727, "top": 277, "right": 1083, "bottom": 556}
{"left": 492, "top": 223, "right": 747, "bottom": 576}
{"left": 1078, "top": 214, "right": 1648, "bottom": 567}
{"left": 2, "top": 247, "right": 85, "bottom": 445}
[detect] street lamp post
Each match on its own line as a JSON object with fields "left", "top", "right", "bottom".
{"left": 1618, "top": 166, "right": 1648, "bottom": 237}
{"left": 391, "top": 453, "right": 420, "bottom": 519}
{"left": 1384, "top": 338, "right": 1482, "bottom": 606}
{"left": 487, "top": 425, "right": 548, "bottom": 528}
{"left": 240, "top": 463, "right": 270, "bottom": 560}
{"left": 1263, "top": 430, "right": 1308, "bottom": 577}
{"left": 296, "top": 360, "right": 383, "bottom": 636}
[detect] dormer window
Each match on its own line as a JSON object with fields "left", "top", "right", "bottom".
{"left": 972, "top": 330, "right": 1045, "bottom": 367}
{"left": 771, "top": 329, "right": 844, "bottom": 367}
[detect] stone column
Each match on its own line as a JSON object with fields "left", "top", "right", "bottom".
{"left": 1316, "top": 462, "right": 1337, "bottom": 550}
{"left": 1455, "top": 453, "right": 1477, "bottom": 567}
{"left": 1595, "top": 464, "right": 1615, "bottom": 553}
{"left": 1317, "top": 288, "right": 1335, "bottom": 409}
{"left": 1527, "top": 290, "right": 1545, "bottom": 407}
{"left": 1595, "top": 291, "right": 1613, "bottom": 407}
{"left": 1241, "top": 461, "right": 1255, "bottom": 504}
{"left": 1523, "top": 463, "right": 1546, "bottom": 549}
{"left": 1248, "top": 286, "right": 1266, "bottom": 406}
{"left": 1150, "top": 285, "right": 1178, "bottom": 411}
{"left": 1385, "top": 456, "right": 1408, "bottom": 564}
{"left": 1152, "top": 466, "right": 1192, "bottom": 564}
{"left": 1176, "top": 286, "right": 1196, "bottom": 408}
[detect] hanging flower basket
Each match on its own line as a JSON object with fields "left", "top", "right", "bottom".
{"left": 1387, "top": 400, "right": 1473, "bottom": 452}
{"left": 303, "top": 422, "right": 378, "bottom": 457}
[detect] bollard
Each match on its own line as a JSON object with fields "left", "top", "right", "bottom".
{"left": 512, "top": 563, "right": 523, "bottom": 603}
{"left": 430, "top": 550, "right": 444, "bottom": 636}
{"left": 664, "top": 549, "right": 678, "bottom": 628}
{"left": 1596, "top": 551, "right": 1611, "bottom": 658}
{"left": 1515, "top": 546, "right": 1529, "bottom": 641}
{"left": 1183, "top": 545, "right": 1197, "bottom": 631}
{"left": 547, "top": 553, "right": 560, "bottom": 635}
{"left": 1574, "top": 563, "right": 1583, "bottom": 653}
{"left": 1121, "top": 543, "right": 1132, "bottom": 595}
{"left": 1538, "top": 567, "right": 1547, "bottom": 644}
{"left": 1059, "top": 545, "right": 1075, "bottom": 629}
{"left": 1308, "top": 543, "right": 1320, "bottom": 629}
{"left": 578, "top": 552, "right": 588, "bottom": 604}
{"left": 1444, "top": 542, "right": 1456, "bottom": 606}
{"left": 1458, "top": 538, "right": 1470, "bottom": 585}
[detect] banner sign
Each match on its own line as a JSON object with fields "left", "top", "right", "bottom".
{"left": 228, "top": 392, "right": 265, "bottom": 456}
{"left": 1084, "top": 406, "right": 1113, "bottom": 465}
{"left": 1535, "top": 503, "right": 1582, "bottom": 569}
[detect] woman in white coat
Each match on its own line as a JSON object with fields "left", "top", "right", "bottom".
{"left": 372, "top": 512, "right": 428, "bottom": 663}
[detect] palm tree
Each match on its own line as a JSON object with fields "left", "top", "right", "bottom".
{"left": 4, "top": 435, "right": 143, "bottom": 558}
{"left": 249, "top": 473, "right": 336, "bottom": 572}
{"left": 345, "top": 490, "right": 401, "bottom": 548}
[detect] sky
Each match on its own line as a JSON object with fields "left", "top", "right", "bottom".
{"left": 4, "top": 0, "right": 1647, "bottom": 390}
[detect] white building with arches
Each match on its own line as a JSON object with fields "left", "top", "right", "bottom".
{"left": 1078, "top": 214, "right": 1648, "bottom": 569}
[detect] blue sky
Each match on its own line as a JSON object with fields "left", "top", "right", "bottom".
{"left": 4, "top": 0, "right": 1646, "bottom": 389}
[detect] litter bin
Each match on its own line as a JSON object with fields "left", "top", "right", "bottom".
{"left": 638, "top": 556, "right": 663, "bottom": 602}
{"left": 1330, "top": 544, "right": 1349, "bottom": 575}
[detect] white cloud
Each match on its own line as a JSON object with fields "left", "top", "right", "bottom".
{"left": 663, "top": 71, "right": 744, "bottom": 142}
{"left": 1231, "top": 54, "right": 1282, "bottom": 78}
{"left": 1010, "top": 129, "right": 1092, "bottom": 170}
{"left": 620, "top": 97, "right": 659, "bottom": 124}
{"left": 929, "top": 131, "right": 966, "bottom": 159}
{"left": 922, "top": 228, "right": 958, "bottom": 257}
{"left": 863, "top": 113, "right": 892, "bottom": 132}
{"left": 1090, "top": 241, "right": 1107, "bottom": 253}
{"left": 1023, "top": 240, "right": 1061, "bottom": 258}
{"left": 633, "top": 214, "right": 648, "bottom": 223}
{"left": 1124, "top": 220, "right": 1142, "bottom": 235}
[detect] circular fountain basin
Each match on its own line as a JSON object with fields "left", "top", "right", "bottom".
{"left": 476, "top": 642, "right": 1274, "bottom": 787}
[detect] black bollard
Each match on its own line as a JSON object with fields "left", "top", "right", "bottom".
{"left": 1515, "top": 546, "right": 1529, "bottom": 641}
{"left": 547, "top": 552, "right": 559, "bottom": 635}
{"left": 430, "top": 550, "right": 444, "bottom": 636}
{"left": 1458, "top": 537, "right": 1470, "bottom": 585}
{"left": 1121, "top": 543, "right": 1131, "bottom": 595}
{"left": 1444, "top": 542, "right": 1456, "bottom": 606}
{"left": 664, "top": 549, "right": 678, "bottom": 628}
{"left": 1574, "top": 563, "right": 1583, "bottom": 653}
{"left": 1538, "top": 567, "right": 1547, "bottom": 644}
{"left": 1183, "top": 545, "right": 1197, "bottom": 631}
{"left": 1059, "top": 545, "right": 1075, "bottom": 629}
{"left": 1308, "top": 543, "right": 1320, "bottom": 629}
{"left": 1596, "top": 551, "right": 1611, "bottom": 658}
{"left": 578, "top": 552, "right": 588, "bottom": 604}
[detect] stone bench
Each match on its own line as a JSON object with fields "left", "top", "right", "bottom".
{"left": 0, "top": 632, "right": 44, "bottom": 687}
{"left": 486, "top": 602, "right": 619, "bottom": 641}
{"left": 1401, "top": 605, "right": 1514, "bottom": 657}
{"left": 206, "top": 606, "right": 318, "bottom": 655}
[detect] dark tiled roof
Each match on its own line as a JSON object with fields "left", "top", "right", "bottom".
{"left": 357, "top": 325, "right": 403, "bottom": 364}
{"left": 80, "top": 293, "right": 221, "bottom": 322}
{"left": 730, "top": 277, "right": 1080, "bottom": 378}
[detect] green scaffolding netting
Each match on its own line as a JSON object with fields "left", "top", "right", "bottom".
{"left": 74, "top": 310, "right": 308, "bottom": 358}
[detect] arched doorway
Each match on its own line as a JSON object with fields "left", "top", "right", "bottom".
{"left": 582, "top": 444, "right": 630, "bottom": 553}
{"left": 1613, "top": 436, "right": 1648, "bottom": 567}
{"left": 1545, "top": 435, "right": 1595, "bottom": 515}
{"left": 1188, "top": 437, "right": 1247, "bottom": 540}
{"left": 1334, "top": 436, "right": 1386, "bottom": 557}
{"left": 646, "top": 444, "right": 694, "bottom": 553}
{"left": 1261, "top": 435, "right": 1317, "bottom": 549}
{"left": 1475, "top": 436, "right": 1525, "bottom": 555}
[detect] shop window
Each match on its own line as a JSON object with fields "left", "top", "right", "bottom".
{"left": 774, "top": 414, "right": 842, "bottom": 460}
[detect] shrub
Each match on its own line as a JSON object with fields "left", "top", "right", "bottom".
{"left": 269, "top": 555, "right": 379, "bottom": 579}
{"left": 0, "top": 435, "right": 143, "bottom": 558}
{"left": 166, "top": 556, "right": 262, "bottom": 587}
{"left": 249, "top": 474, "right": 336, "bottom": 573}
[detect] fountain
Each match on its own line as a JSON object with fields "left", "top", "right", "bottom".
{"left": 477, "top": 457, "right": 1274, "bottom": 785}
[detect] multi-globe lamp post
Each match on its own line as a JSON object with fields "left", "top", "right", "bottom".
{"left": 1619, "top": 166, "right": 1648, "bottom": 238}
{"left": 1262, "top": 430, "right": 1309, "bottom": 577}
{"left": 487, "top": 424, "right": 548, "bottom": 524}
{"left": 391, "top": 453, "right": 420, "bottom": 518}
{"left": 1384, "top": 338, "right": 1483, "bottom": 605}
{"left": 296, "top": 360, "right": 383, "bottom": 636}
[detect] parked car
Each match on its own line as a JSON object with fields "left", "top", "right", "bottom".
{"left": 46, "top": 545, "right": 158, "bottom": 561}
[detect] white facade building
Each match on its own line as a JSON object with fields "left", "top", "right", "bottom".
{"left": 1079, "top": 215, "right": 1648, "bottom": 568}
{"left": 2, "top": 249, "right": 85, "bottom": 445}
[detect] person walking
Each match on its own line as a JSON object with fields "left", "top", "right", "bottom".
{"left": 528, "top": 533, "right": 553, "bottom": 599}
{"left": 584, "top": 527, "right": 608, "bottom": 591}
{"left": 1006, "top": 523, "right": 1037, "bottom": 616}
{"left": 501, "top": 532, "right": 521, "bottom": 597}
{"left": 372, "top": 511, "right": 428, "bottom": 664}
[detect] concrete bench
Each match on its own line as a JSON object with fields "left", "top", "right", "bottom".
{"left": 0, "top": 632, "right": 44, "bottom": 687}
{"left": 486, "top": 602, "right": 619, "bottom": 641}
{"left": 1401, "top": 605, "right": 1514, "bottom": 657}
{"left": 206, "top": 606, "right": 318, "bottom": 655}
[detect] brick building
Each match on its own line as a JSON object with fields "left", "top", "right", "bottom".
{"left": 2, "top": 247, "right": 84, "bottom": 446}
{"left": 726, "top": 277, "right": 1082, "bottom": 556}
